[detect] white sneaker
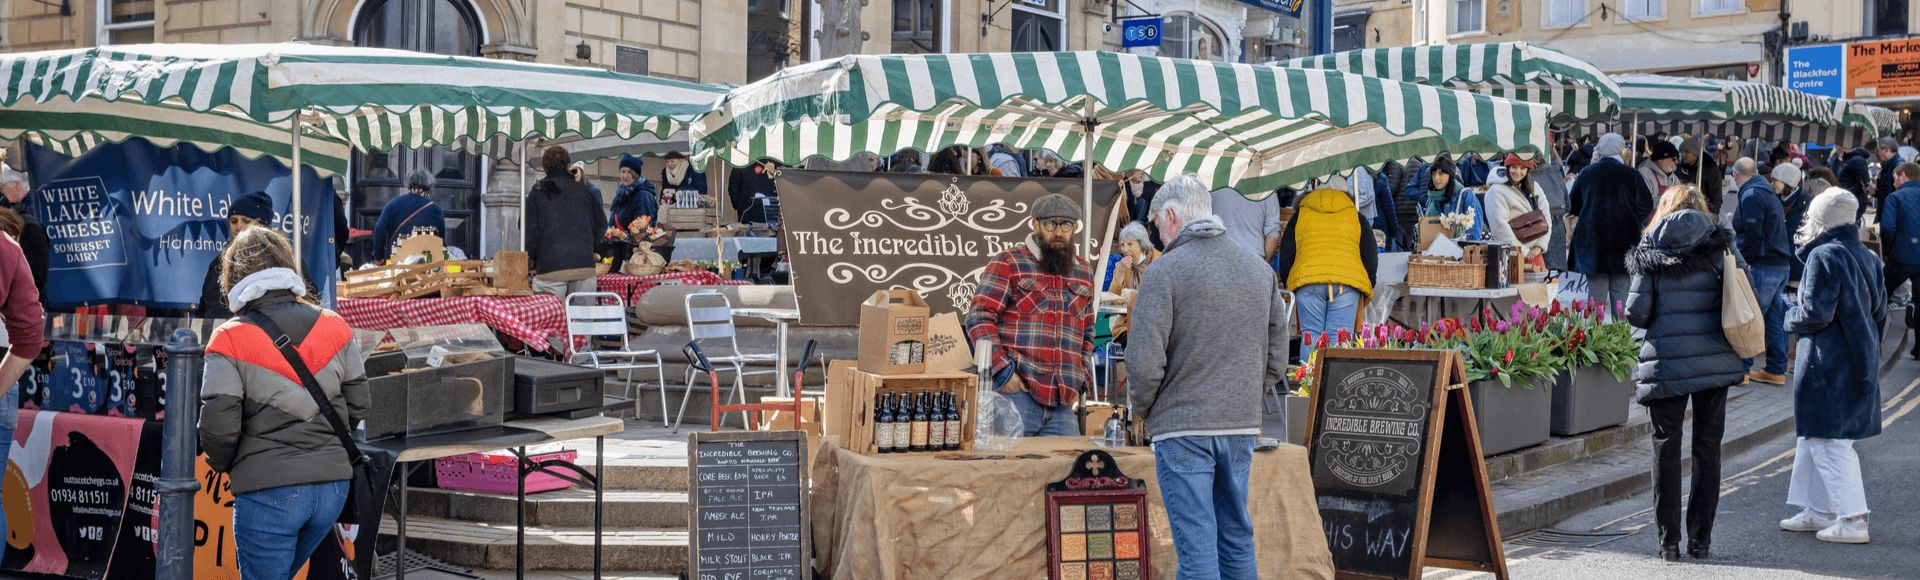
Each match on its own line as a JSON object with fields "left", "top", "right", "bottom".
{"left": 1780, "top": 509, "right": 1836, "bottom": 532}
{"left": 1816, "top": 517, "right": 1870, "bottom": 544}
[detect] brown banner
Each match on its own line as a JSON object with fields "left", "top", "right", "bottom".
{"left": 778, "top": 169, "right": 1123, "bottom": 326}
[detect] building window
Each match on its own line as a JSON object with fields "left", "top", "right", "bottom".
{"left": 1699, "top": 0, "right": 1740, "bottom": 14}
{"left": 1413, "top": 0, "right": 1428, "bottom": 43}
{"left": 1452, "top": 0, "right": 1484, "bottom": 34}
{"left": 1162, "top": 14, "right": 1224, "bottom": 61}
{"left": 1865, "top": 0, "right": 1909, "bottom": 36}
{"left": 893, "top": 0, "right": 941, "bottom": 53}
{"left": 1623, "top": 0, "right": 1663, "bottom": 19}
{"left": 1547, "top": 0, "right": 1587, "bottom": 26}
{"left": 100, "top": 0, "right": 155, "bottom": 44}
{"left": 1010, "top": 0, "right": 1063, "bottom": 52}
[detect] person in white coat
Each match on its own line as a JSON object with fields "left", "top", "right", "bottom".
{"left": 1483, "top": 154, "right": 1553, "bottom": 260}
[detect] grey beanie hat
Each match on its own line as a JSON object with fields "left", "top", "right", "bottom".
{"left": 1594, "top": 133, "right": 1627, "bottom": 158}
{"left": 1032, "top": 193, "right": 1083, "bottom": 222}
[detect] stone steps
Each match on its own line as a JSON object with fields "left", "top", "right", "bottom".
{"left": 378, "top": 516, "right": 689, "bottom": 572}
{"left": 402, "top": 487, "right": 689, "bottom": 528}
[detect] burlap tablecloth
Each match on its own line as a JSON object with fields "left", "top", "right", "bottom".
{"left": 809, "top": 436, "right": 1334, "bottom": 579}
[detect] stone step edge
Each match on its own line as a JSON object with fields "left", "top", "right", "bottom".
{"left": 378, "top": 517, "right": 690, "bottom": 545}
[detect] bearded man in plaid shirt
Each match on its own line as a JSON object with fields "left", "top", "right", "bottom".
{"left": 965, "top": 194, "right": 1095, "bottom": 437}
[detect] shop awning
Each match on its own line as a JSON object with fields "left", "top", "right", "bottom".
{"left": 0, "top": 96, "right": 351, "bottom": 176}
{"left": 1270, "top": 42, "right": 1622, "bottom": 121}
{"left": 691, "top": 51, "right": 1551, "bottom": 195}
{"left": 1597, "top": 73, "right": 1892, "bottom": 147}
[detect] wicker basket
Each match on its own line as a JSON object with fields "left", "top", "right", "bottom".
{"left": 1408, "top": 259, "right": 1486, "bottom": 289}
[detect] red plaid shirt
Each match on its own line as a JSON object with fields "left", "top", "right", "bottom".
{"left": 964, "top": 241, "right": 1095, "bottom": 407}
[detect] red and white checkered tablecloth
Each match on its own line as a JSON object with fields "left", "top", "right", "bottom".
{"left": 597, "top": 272, "right": 753, "bottom": 303}
{"left": 337, "top": 295, "right": 570, "bottom": 353}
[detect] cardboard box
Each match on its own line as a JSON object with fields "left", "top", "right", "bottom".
{"left": 858, "top": 290, "right": 929, "bottom": 375}
{"left": 761, "top": 395, "right": 824, "bottom": 449}
{"left": 1417, "top": 217, "right": 1447, "bottom": 252}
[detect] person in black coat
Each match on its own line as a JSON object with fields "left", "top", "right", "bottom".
{"left": 1623, "top": 206, "right": 1745, "bottom": 562}
{"left": 1873, "top": 136, "right": 1903, "bottom": 211}
{"left": 1569, "top": 133, "right": 1655, "bottom": 310}
{"left": 728, "top": 159, "right": 781, "bottom": 224}
{"left": 1778, "top": 189, "right": 1884, "bottom": 544}
{"left": 1836, "top": 147, "right": 1875, "bottom": 218}
{"left": 1675, "top": 137, "right": 1724, "bottom": 216}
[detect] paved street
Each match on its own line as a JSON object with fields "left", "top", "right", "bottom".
{"left": 1425, "top": 356, "right": 1920, "bottom": 580}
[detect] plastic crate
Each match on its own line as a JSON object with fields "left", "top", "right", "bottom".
{"left": 433, "top": 450, "right": 578, "bottom": 495}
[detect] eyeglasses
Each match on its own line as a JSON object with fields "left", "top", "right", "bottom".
{"left": 1037, "top": 219, "right": 1077, "bottom": 232}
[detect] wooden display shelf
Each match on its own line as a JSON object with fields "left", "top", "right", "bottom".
{"left": 829, "top": 369, "right": 979, "bottom": 456}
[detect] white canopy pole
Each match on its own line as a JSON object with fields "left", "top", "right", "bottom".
{"left": 290, "top": 115, "right": 303, "bottom": 276}
{"left": 519, "top": 141, "right": 528, "bottom": 252}
{"left": 1083, "top": 98, "right": 1097, "bottom": 262}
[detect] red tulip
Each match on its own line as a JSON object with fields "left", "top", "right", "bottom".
{"left": 1337, "top": 329, "right": 1352, "bottom": 345}
{"left": 1550, "top": 301, "right": 1562, "bottom": 316}
{"left": 1503, "top": 349, "right": 1514, "bottom": 363}
{"left": 1317, "top": 333, "right": 1331, "bottom": 348}
{"left": 1469, "top": 316, "right": 1483, "bottom": 332}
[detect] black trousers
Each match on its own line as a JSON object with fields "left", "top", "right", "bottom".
{"left": 1645, "top": 386, "right": 1729, "bottom": 552}
{"left": 1886, "top": 261, "right": 1920, "bottom": 353}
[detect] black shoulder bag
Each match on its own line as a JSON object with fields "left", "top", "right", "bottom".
{"left": 243, "top": 311, "right": 373, "bottom": 525}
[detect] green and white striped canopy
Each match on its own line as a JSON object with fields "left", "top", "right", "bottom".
{"left": 693, "top": 51, "right": 1551, "bottom": 193}
{"left": 0, "top": 43, "right": 724, "bottom": 157}
{"left": 1271, "top": 42, "right": 1621, "bottom": 120}
{"left": 1596, "top": 73, "right": 1889, "bottom": 147}
{"left": 0, "top": 96, "right": 351, "bottom": 176}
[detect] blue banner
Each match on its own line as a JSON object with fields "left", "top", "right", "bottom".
{"left": 1786, "top": 45, "right": 1846, "bottom": 99}
{"left": 23, "top": 140, "right": 335, "bottom": 309}
{"left": 1121, "top": 18, "right": 1163, "bottom": 48}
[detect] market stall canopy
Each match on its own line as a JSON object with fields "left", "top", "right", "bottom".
{"left": 692, "top": 51, "right": 1552, "bottom": 194}
{"left": 0, "top": 96, "right": 351, "bottom": 176}
{"left": 1270, "top": 42, "right": 1621, "bottom": 121}
{"left": 0, "top": 42, "right": 726, "bottom": 155}
{"left": 1590, "top": 73, "right": 1892, "bottom": 147}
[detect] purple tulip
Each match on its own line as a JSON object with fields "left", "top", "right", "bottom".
{"left": 1494, "top": 320, "right": 1511, "bottom": 333}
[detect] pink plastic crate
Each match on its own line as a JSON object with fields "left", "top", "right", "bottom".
{"left": 433, "top": 450, "right": 578, "bottom": 495}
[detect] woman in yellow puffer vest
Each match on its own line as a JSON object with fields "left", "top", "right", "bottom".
{"left": 1274, "top": 187, "right": 1379, "bottom": 362}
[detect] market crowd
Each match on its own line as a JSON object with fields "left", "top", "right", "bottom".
{"left": 950, "top": 130, "right": 1905, "bottom": 577}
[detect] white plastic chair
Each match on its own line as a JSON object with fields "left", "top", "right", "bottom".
{"left": 564, "top": 292, "right": 668, "bottom": 424}
{"left": 673, "top": 290, "right": 779, "bottom": 432}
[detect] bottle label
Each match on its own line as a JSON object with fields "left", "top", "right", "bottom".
{"left": 875, "top": 421, "right": 894, "bottom": 450}
{"left": 911, "top": 421, "right": 930, "bottom": 448}
{"left": 945, "top": 419, "right": 962, "bottom": 446}
{"left": 928, "top": 420, "right": 945, "bottom": 450}
{"left": 891, "top": 423, "right": 910, "bottom": 450}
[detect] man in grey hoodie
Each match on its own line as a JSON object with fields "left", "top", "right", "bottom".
{"left": 1127, "top": 174, "right": 1291, "bottom": 579}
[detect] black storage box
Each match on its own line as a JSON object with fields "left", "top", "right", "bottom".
{"left": 510, "top": 357, "right": 606, "bottom": 415}
{"left": 366, "top": 355, "right": 511, "bottom": 440}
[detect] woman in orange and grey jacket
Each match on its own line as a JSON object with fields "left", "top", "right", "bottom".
{"left": 1274, "top": 188, "right": 1378, "bottom": 362}
{"left": 198, "top": 226, "right": 368, "bottom": 580}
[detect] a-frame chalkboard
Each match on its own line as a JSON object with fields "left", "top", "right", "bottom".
{"left": 688, "top": 430, "right": 811, "bottom": 580}
{"left": 1303, "top": 348, "right": 1508, "bottom": 580}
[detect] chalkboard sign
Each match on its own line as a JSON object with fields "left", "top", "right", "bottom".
{"left": 688, "top": 431, "right": 811, "bottom": 580}
{"left": 1304, "top": 349, "right": 1508, "bottom": 580}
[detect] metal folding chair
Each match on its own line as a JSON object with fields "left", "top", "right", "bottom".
{"left": 564, "top": 292, "right": 669, "bottom": 424}
{"left": 673, "top": 290, "right": 779, "bottom": 432}
{"left": 1266, "top": 288, "right": 1298, "bottom": 417}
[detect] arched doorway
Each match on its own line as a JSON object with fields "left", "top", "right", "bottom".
{"left": 351, "top": 0, "right": 485, "bottom": 256}
{"left": 1161, "top": 14, "right": 1225, "bottom": 62}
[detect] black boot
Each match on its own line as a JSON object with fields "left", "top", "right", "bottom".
{"left": 1688, "top": 544, "right": 1710, "bottom": 560}
{"left": 1660, "top": 547, "right": 1680, "bottom": 562}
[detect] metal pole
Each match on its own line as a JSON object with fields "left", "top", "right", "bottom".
{"left": 1310, "top": 0, "right": 1334, "bottom": 56}
{"left": 290, "top": 116, "right": 304, "bottom": 275}
{"left": 1082, "top": 98, "right": 1097, "bottom": 262}
{"left": 155, "top": 329, "right": 204, "bottom": 580}
{"left": 519, "top": 141, "right": 529, "bottom": 252}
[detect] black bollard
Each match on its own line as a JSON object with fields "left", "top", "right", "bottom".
{"left": 156, "top": 329, "right": 204, "bottom": 580}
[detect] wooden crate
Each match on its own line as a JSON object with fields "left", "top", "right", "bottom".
{"left": 341, "top": 263, "right": 435, "bottom": 299}
{"left": 833, "top": 369, "right": 979, "bottom": 456}
{"left": 487, "top": 251, "right": 529, "bottom": 290}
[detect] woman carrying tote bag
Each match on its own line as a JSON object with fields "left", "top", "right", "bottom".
{"left": 1622, "top": 193, "right": 1747, "bottom": 562}
{"left": 199, "top": 225, "right": 370, "bottom": 580}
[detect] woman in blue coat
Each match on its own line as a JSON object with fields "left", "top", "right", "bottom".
{"left": 1401, "top": 156, "right": 1486, "bottom": 241}
{"left": 1779, "top": 188, "right": 1885, "bottom": 545}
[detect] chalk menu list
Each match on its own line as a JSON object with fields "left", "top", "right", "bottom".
{"left": 689, "top": 432, "right": 809, "bottom": 580}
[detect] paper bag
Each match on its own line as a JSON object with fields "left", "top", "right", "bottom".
{"left": 858, "top": 290, "right": 929, "bottom": 375}
{"left": 1417, "top": 217, "right": 1447, "bottom": 252}
{"left": 923, "top": 312, "right": 972, "bottom": 373}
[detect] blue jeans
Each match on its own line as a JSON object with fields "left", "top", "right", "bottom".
{"left": 1155, "top": 435, "right": 1258, "bottom": 580}
{"left": 1748, "top": 265, "right": 1790, "bottom": 375}
{"left": 1297, "top": 283, "right": 1361, "bottom": 361}
{"left": 235, "top": 479, "right": 350, "bottom": 580}
{"left": 0, "top": 386, "right": 15, "bottom": 549}
{"left": 998, "top": 375, "right": 1082, "bottom": 437}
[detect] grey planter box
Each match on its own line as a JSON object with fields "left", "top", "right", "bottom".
{"left": 1551, "top": 365, "right": 1633, "bottom": 436}
{"left": 1468, "top": 378, "right": 1552, "bottom": 457}
{"left": 1285, "top": 395, "right": 1310, "bottom": 445}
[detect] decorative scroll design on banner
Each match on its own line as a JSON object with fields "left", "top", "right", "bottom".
{"left": 824, "top": 182, "right": 1031, "bottom": 234}
{"left": 827, "top": 262, "right": 988, "bottom": 310}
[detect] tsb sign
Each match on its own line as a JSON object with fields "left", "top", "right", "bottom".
{"left": 1121, "top": 18, "right": 1162, "bottom": 48}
